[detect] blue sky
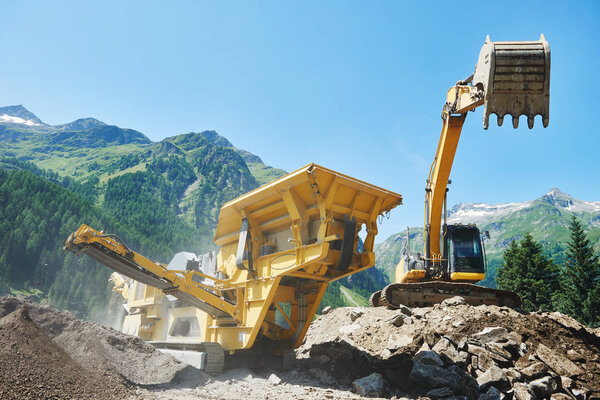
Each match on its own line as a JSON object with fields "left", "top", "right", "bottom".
{"left": 1, "top": 1, "right": 599, "bottom": 241}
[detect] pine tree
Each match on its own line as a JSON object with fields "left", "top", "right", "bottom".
{"left": 556, "top": 216, "right": 600, "bottom": 327}
{"left": 497, "top": 233, "right": 560, "bottom": 312}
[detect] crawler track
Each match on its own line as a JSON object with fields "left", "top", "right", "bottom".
{"left": 375, "top": 281, "right": 522, "bottom": 309}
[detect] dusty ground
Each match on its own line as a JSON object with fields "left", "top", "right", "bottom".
{"left": 2, "top": 296, "right": 600, "bottom": 399}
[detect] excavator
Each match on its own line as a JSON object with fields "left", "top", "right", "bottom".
{"left": 370, "top": 35, "right": 551, "bottom": 309}
{"left": 65, "top": 164, "right": 402, "bottom": 374}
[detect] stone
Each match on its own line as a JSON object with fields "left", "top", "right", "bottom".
{"left": 571, "top": 387, "right": 588, "bottom": 400}
{"left": 520, "top": 362, "right": 548, "bottom": 380}
{"left": 409, "top": 363, "right": 462, "bottom": 391}
{"left": 442, "top": 296, "right": 467, "bottom": 306}
{"left": 433, "top": 337, "right": 464, "bottom": 367}
{"left": 413, "top": 350, "right": 444, "bottom": 367}
{"left": 268, "top": 373, "right": 282, "bottom": 385}
{"left": 448, "top": 364, "right": 480, "bottom": 399}
{"left": 506, "top": 331, "right": 523, "bottom": 344}
{"left": 551, "top": 394, "right": 572, "bottom": 400}
{"left": 530, "top": 376, "right": 558, "bottom": 399}
{"left": 314, "top": 354, "right": 331, "bottom": 365}
{"left": 473, "top": 327, "right": 509, "bottom": 344}
{"left": 387, "top": 333, "right": 413, "bottom": 351}
{"left": 505, "top": 368, "right": 522, "bottom": 384}
{"left": 433, "top": 337, "right": 456, "bottom": 353}
{"left": 426, "top": 387, "right": 456, "bottom": 398}
{"left": 338, "top": 323, "right": 361, "bottom": 335}
{"left": 499, "top": 340, "right": 522, "bottom": 359}
{"left": 513, "top": 382, "right": 535, "bottom": 400}
{"left": 478, "top": 386, "right": 505, "bottom": 400}
{"left": 566, "top": 349, "right": 585, "bottom": 362}
{"left": 353, "top": 372, "right": 384, "bottom": 397}
{"left": 559, "top": 376, "right": 573, "bottom": 390}
{"left": 476, "top": 366, "right": 510, "bottom": 391}
{"left": 536, "top": 343, "right": 584, "bottom": 377}
{"left": 485, "top": 343, "right": 513, "bottom": 366}
{"left": 398, "top": 304, "right": 413, "bottom": 316}
{"left": 468, "top": 344, "right": 497, "bottom": 371}
{"left": 412, "top": 308, "right": 429, "bottom": 319}
{"left": 387, "top": 314, "right": 406, "bottom": 327}
{"left": 350, "top": 308, "right": 364, "bottom": 322}
{"left": 322, "top": 306, "right": 332, "bottom": 315}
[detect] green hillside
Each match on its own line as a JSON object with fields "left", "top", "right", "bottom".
{"left": 375, "top": 190, "right": 600, "bottom": 288}
{"left": 0, "top": 105, "right": 370, "bottom": 320}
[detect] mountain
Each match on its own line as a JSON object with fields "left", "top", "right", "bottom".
{"left": 0, "top": 105, "right": 292, "bottom": 319}
{"left": 55, "top": 118, "right": 106, "bottom": 131}
{"left": 0, "top": 105, "right": 46, "bottom": 126}
{"left": 374, "top": 189, "right": 600, "bottom": 287}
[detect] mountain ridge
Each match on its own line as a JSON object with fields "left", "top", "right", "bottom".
{"left": 375, "top": 189, "right": 600, "bottom": 287}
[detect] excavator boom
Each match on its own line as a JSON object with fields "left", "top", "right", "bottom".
{"left": 372, "top": 35, "right": 550, "bottom": 309}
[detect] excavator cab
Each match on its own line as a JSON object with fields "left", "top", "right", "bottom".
{"left": 443, "top": 224, "right": 485, "bottom": 281}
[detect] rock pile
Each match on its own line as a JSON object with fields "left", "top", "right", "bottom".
{"left": 0, "top": 296, "right": 200, "bottom": 386}
{"left": 0, "top": 305, "right": 132, "bottom": 399}
{"left": 297, "top": 297, "right": 600, "bottom": 399}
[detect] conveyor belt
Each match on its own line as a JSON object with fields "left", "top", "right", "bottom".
{"left": 83, "top": 245, "right": 236, "bottom": 320}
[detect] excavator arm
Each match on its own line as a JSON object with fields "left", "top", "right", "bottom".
{"left": 424, "top": 35, "right": 551, "bottom": 264}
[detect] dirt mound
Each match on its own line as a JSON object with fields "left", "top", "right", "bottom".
{"left": 0, "top": 296, "right": 200, "bottom": 385}
{"left": 0, "top": 305, "right": 132, "bottom": 399}
{"left": 297, "top": 299, "right": 600, "bottom": 398}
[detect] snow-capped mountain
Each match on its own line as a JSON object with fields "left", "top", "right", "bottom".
{"left": 375, "top": 189, "right": 600, "bottom": 286}
{"left": 448, "top": 188, "right": 600, "bottom": 225}
{"left": 0, "top": 105, "right": 45, "bottom": 126}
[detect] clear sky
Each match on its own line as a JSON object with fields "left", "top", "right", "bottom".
{"left": 1, "top": 1, "right": 599, "bottom": 242}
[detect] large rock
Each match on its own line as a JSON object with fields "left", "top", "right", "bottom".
{"left": 520, "top": 362, "right": 548, "bottom": 380}
{"left": 513, "top": 382, "right": 535, "bottom": 400}
{"left": 536, "top": 343, "right": 583, "bottom": 377}
{"left": 468, "top": 344, "right": 497, "bottom": 371}
{"left": 426, "top": 387, "right": 456, "bottom": 398}
{"left": 442, "top": 296, "right": 467, "bottom": 306}
{"left": 413, "top": 350, "right": 444, "bottom": 367}
{"left": 473, "top": 327, "right": 509, "bottom": 344}
{"left": 448, "top": 365, "right": 480, "bottom": 399}
{"left": 350, "top": 308, "right": 364, "bottom": 322}
{"left": 409, "top": 363, "right": 462, "bottom": 391}
{"left": 476, "top": 366, "right": 510, "bottom": 391}
{"left": 387, "top": 314, "right": 406, "bottom": 327}
{"left": 478, "top": 386, "right": 505, "bottom": 400}
{"left": 353, "top": 372, "right": 384, "bottom": 397}
{"left": 530, "top": 376, "right": 558, "bottom": 399}
{"left": 387, "top": 333, "right": 413, "bottom": 351}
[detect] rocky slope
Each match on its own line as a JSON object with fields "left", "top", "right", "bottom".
{"left": 2, "top": 295, "right": 599, "bottom": 399}
{"left": 298, "top": 298, "right": 600, "bottom": 399}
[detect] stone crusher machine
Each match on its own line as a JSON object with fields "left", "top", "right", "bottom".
{"left": 371, "top": 35, "right": 551, "bottom": 309}
{"left": 65, "top": 164, "right": 402, "bottom": 374}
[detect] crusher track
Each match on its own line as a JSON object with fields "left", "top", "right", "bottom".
{"left": 370, "top": 281, "right": 522, "bottom": 309}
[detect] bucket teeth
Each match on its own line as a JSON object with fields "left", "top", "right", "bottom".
{"left": 472, "top": 35, "right": 550, "bottom": 130}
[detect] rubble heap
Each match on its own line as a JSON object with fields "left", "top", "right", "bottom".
{"left": 297, "top": 297, "right": 600, "bottom": 399}
{"left": 0, "top": 296, "right": 200, "bottom": 386}
{"left": 0, "top": 306, "right": 132, "bottom": 399}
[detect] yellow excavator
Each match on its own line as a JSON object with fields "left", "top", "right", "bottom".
{"left": 370, "top": 35, "right": 551, "bottom": 309}
{"left": 65, "top": 164, "right": 401, "bottom": 374}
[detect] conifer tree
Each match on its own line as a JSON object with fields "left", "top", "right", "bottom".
{"left": 497, "top": 233, "right": 560, "bottom": 312}
{"left": 556, "top": 216, "right": 600, "bottom": 327}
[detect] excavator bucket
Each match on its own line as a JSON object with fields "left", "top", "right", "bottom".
{"left": 473, "top": 35, "right": 550, "bottom": 129}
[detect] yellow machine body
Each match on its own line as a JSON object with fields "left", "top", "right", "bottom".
{"left": 66, "top": 163, "right": 402, "bottom": 352}
{"left": 373, "top": 36, "right": 550, "bottom": 309}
